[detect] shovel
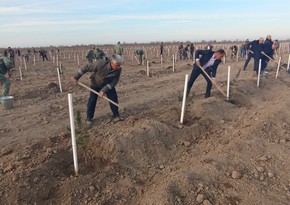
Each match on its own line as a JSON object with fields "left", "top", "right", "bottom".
{"left": 77, "top": 82, "right": 121, "bottom": 108}
{"left": 197, "top": 65, "right": 227, "bottom": 98}
{"left": 262, "top": 52, "right": 287, "bottom": 70}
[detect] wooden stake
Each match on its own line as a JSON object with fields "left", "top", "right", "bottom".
{"left": 19, "top": 66, "right": 23, "bottom": 81}
{"left": 172, "top": 55, "right": 175, "bottom": 72}
{"left": 146, "top": 61, "right": 150, "bottom": 77}
{"left": 23, "top": 57, "right": 27, "bottom": 71}
{"left": 134, "top": 55, "right": 140, "bottom": 64}
{"left": 68, "top": 93, "right": 79, "bottom": 176}
{"left": 180, "top": 74, "right": 188, "bottom": 124}
{"left": 257, "top": 59, "right": 262, "bottom": 87}
{"left": 287, "top": 54, "right": 290, "bottom": 71}
{"left": 57, "top": 67, "right": 63, "bottom": 92}
{"left": 227, "top": 66, "right": 230, "bottom": 100}
{"left": 275, "top": 57, "right": 281, "bottom": 79}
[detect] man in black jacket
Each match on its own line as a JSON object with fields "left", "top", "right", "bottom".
{"left": 249, "top": 38, "right": 265, "bottom": 74}
{"left": 264, "top": 35, "right": 274, "bottom": 59}
{"left": 71, "top": 54, "right": 124, "bottom": 124}
{"left": 243, "top": 39, "right": 254, "bottom": 71}
{"left": 187, "top": 49, "right": 225, "bottom": 98}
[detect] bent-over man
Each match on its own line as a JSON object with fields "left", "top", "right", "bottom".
{"left": 187, "top": 49, "right": 225, "bottom": 98}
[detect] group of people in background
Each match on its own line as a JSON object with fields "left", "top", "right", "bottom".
{"left": 178, "top": 42, "right": 195, "bottom": 60}
{"left": 0, "top": 46, "right": 52, "bottom": 97}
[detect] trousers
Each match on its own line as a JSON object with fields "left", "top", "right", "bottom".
{"left": 87, "top": 85, "right": 119, "bottom": 120}
{"left": 187, "top": 67, "right": 212, "bottom": 98}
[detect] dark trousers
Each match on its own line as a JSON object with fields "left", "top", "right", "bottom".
{"left": 87, "top": 85, "right": 119, "bottom": 120}
{"left": 42, "top": 55, "right": 48, "bottom": 61}
{"left": 243, "top": 53, "right": 253, "bottom": 70}
{"left": 187, "top": 67, "right": 212, "bottom": 98}
{"left": 254, "top": 57, "right": 267, "bottom": 74}
{"left": 253, "top": 57, "right": 260, "bottom": 73}
{"left": 138, "top": 55, "right": 143, "bottom": 65}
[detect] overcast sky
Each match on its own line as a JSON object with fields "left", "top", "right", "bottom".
{"left": 0, "top": 0, "right": 289, "bottom": 48}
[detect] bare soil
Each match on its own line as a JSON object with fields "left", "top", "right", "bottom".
{"left": 1, "top": 44, "right": 290, "bottom": 205}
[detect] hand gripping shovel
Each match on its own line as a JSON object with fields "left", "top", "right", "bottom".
{"left": 197, "top": 65, "right": 227, "bottom": 98}
{"left": 77, "top": 82, "right": 121, "bottom": 108}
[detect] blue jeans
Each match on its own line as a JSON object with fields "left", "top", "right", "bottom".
{"left": 87, "top": 85, "right": 119, "bottom": 120}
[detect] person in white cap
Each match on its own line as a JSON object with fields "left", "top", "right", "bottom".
{"left": 71, "top": 54, "right": 124, "bottom": 124}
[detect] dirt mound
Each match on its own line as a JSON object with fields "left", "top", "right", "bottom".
{"left": 94, "top": 118, "right": 177, "bottom": 169}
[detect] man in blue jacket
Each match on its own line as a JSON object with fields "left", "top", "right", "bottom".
{"left": 248, "top": 38, "right": 265, "bottom": 74}
{"left": 262, "top": 35, "right": 274, "bottom": 71}
{"left": 187, "top": 49, "right": 225, "bottom": 98}
{"left": 264, "top": 35, "right": 274, "bottom": 59}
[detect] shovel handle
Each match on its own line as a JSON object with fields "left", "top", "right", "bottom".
{"left": 262, "top": 52, "right": 287, "bottom": 69}
{"left": 198, "top": 65, "right": 227, "bottom": 97}
{"left": 134, "top": 55, "right": 141, "bottom": 64}
{"left": 77, "top": 82, "right": 121, "bottom": 108}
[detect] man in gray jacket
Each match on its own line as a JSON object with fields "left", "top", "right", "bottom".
{"left": 71, "top": 54, "right": 124, "bottom": 124}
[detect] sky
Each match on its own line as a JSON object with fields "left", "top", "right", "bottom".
{"left": 0, "top": 0, "right": 289, "bottom": 48}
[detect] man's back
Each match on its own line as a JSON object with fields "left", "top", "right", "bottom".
{"left": 195, "top": 50, "right": 214, "bottom": 65}
{"left": 136, "top": 49, "right": 143, "bottom": 55}
{"left": 264, "top": 39, "right": 273, "bottom": 55}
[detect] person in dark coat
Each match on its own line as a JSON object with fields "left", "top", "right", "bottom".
{"left": 187, "top": 49, "right": 225, "bottom": 98}
{"left": 189, "top": 43, "right": 195, "bottom": 60}
{"left": 160, "top": 42, "right": 164, "bottom": 56}
{"left": 261, "top": 35, "right": 274, "bottom": 72}
{"left": 250, "top": 38, "right": 265, "bottom": 74}
{"left": 39, "top": 49, "right": 48, "bottom": 61}
{"left": 243, "top": 39, "right": 253, "bottom": 70}
{"left": 135, "top": 48, "right": 144, "bottom": 65}
{"left": 263, "top": 35, "right": 274, "bottom": 59}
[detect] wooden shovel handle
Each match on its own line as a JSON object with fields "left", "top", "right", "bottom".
{"left": 77, "top": 82, "right": 121, "bottom": 108}
{"left": 134, "top": 55, "right": 141, "bottom": 64}
{"left": 262, "top": 52, "right": 286, "bottom": 69}
{"left": 198, "top": 65, "right": 227, "bottom": 97}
